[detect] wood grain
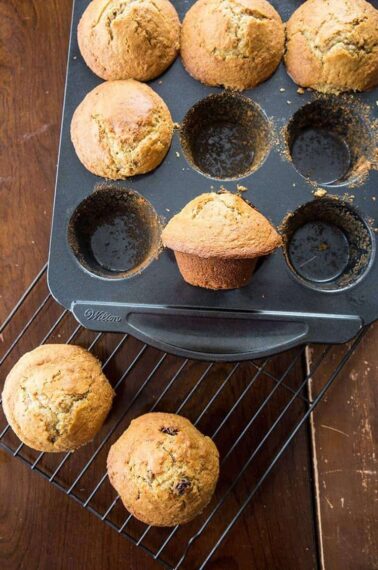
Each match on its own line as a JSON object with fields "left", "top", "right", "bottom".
{"left": 0, "top": 0, "right": 68, "bottom": 318}
{"left": 308, "top": 327, "right": 378, "bottom": 570}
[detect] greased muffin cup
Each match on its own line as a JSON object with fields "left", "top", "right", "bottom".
{"left": 107, "top": 413, "right": 220, "bottom": 526}
{"left": 285, "top": 0, "right": 378, "bottom": 94}
{"left": 162, "top": 191, "right": 282, "bottom": 290}
{"left": 78, "top": 0, "right": 181, "bottom": 81}
{"left": 70, "top": 79, "right": 173, "bottom": 179}
{"left": 282, "top": 198, "right": 375, "bottom": 292}
{"left": 181, "top": 0, "right": 285, "bottom": 90}
{"left": 2, "top": 345, "right": 114, "bottom": 452}
{"left": 180, "top": 92, "right": 272, "bottom": 180}
{"left": 68, "top": 186, "right": 161, "bottom": 279}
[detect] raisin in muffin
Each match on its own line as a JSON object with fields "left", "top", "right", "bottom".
{"left": 71, "top": 80, "right": 173, "bottom": 179}
{"left": 78, "top": 0, "right": 180, "bottom": 81}
{"left": 2, "top": 345, "right": 114, "bottom": 452}
{"left": 181, "top": 0, "right": 285, "bottom": 90}
{"left": 107, "top": 413, "right": 220, "bottom": 526}
{"left": 162, "top": 191, "right": 282, "bottom": 290}
{"left": 285, "top": 0, "right": 378, "bottom": 94}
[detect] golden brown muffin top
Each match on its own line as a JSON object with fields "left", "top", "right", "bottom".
{"left": 107, "top": 412, "right": 220, "bottom": 526}
{"left": 2, "top": 345, "right": 114, "bottom": 453}
{"left": 162, "top": 192, "right": 282, "bottom": 259}
{"left": 78, "top": 0, "right": 180, "bottom": 81}
{"left": 71, "top": 79, "right": 173, "bottom": 179}
{"left": 181, "top": 0, "right": 285, "bottom": 90}
{"left": 285, "top": 0, "right": 378, "bottom": 94}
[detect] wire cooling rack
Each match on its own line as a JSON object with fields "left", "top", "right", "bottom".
{"left": 0, "top": 264, "right": 367, "bottom": 569}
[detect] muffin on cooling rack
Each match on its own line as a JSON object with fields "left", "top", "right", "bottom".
{"left": 285, "top": 0, "right": 378, "bottom": 94}
{"left": 107, "top": 412, "right": 220, "bottom": 526}
{"left": 181, "top": 0, "right": 285, "bottom": 90}
{"left": 2, "top": 344, "right": 114, "bottom": 452}
{"left": 71, "top": 80, "right": 173, "bottom": 179}
{"left": 78, "top": 0, "right": 180, "bottom": 81}
{"left": 162, "top": 191, "right": 282, "bottom": 290}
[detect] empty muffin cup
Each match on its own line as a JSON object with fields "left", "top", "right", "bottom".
{"left": 68, "top": 186, "right": 161, "bottom": 279}
{"left": 180, "top": 93, "right": 272, "bottom": 180}
{"left": 282, "top": 198, "right": 375, "bottom": 291}
{"left": 286, "top": 98, "right": 374, "bottom": 186}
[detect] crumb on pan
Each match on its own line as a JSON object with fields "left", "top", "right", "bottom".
{"left": 314, "top": 188, "right": 328, "bottom": 198}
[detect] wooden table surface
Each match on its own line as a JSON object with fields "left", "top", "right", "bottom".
{"left": 0, "top": 2, "right": 376, "bottom": 569}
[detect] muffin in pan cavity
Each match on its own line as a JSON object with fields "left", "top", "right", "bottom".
{"left": 107, "top": 413, "right": 220, "bottom": 526}
{"left": 78, "top": 0, "right": 180, "bottom": 82}
{"left": 2, "top": 345, "right": 114, "bottom": 453}
{"left": 285, "top": 0, "right": 378, "bottom": 94}
{"left": 162, "top": 191, "right": 282, "bottom": 290}
{"left": 181, "top": 0, "right": 285, "bottom": 91}
{"left": 71, "top": 80, "right": 174, "bottom": 179}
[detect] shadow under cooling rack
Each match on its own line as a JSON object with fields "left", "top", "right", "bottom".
{"left": 0, "top": 265, "right": 366, "bottom": 569}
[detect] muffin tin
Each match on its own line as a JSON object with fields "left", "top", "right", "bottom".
{"left": 48, "top": 0, "right": 378, "bottom": 361}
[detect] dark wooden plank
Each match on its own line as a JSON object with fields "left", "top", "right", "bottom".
{"left": 0, "top": 1, "right": 319, "bottom": 568}
{"left": 0, "top": 0, "right": 69, "bottom": 317}
{"left": 308, "top": 327, "right": 377, "bottom": 570}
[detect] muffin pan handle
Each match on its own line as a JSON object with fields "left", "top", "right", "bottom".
{"left": 71, "top": 303, "right": 362, "bottom": 361}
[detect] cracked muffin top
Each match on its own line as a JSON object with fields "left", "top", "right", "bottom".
{"left": 78, "top": 0, "right": 180, "bottom": 81}
{"left": 107, "top": 412, "right": 219, "bottom": 526}
{"left": 162, "top": 192, "right": 282, "bottom": 259}
{"left": 181, "top": 0, "right": 285, "bottom": 90}
{"left": 2, "top": 344, "right": 114, "bottom": 452}
{"left": 285, "top": 0, "right": 378, "bottom": 94}
{"left": 71, "top": 79, "right": 173, "bottom": 179}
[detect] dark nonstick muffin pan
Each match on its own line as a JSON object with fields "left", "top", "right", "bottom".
{"left": 48, "top": 0, "right": 378, "bottom": 361}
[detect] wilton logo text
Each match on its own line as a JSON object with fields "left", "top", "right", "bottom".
{"left": 84, "top": 309, "right": 122, "bottom": 323}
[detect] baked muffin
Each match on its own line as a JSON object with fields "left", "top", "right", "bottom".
{"left": 78, "top": 0, "right": 180, "bottom": 81}
{"left": 285, "top": 0, "right": 378, "bottom": 94}
{"left": 162, "top": 191, "right": 282, "bottom": 290}
{"left": 71, "top": 80, "right": 173, "bottom": 179}
{"left": 107, "top": 413, "right": 219, "bottom": 526}
{"left": 2, "top": 345, "right": 114, "bottom": 452}
{"left": 181, "top": 0, "right": 285, "bottom": 90}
